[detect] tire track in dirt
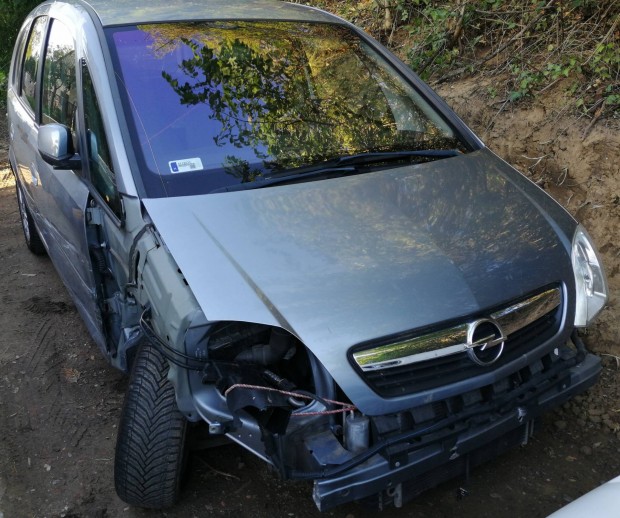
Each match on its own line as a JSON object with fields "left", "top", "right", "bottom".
{"left": 25, "top": 317, "right": 54, "bottom": 372}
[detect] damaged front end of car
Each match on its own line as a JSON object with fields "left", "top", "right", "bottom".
{"left": 141, "top": 299, "right": 600, "bottom": 512}
{"left": 126, "top": 159, "right": 606, "bottom": 511}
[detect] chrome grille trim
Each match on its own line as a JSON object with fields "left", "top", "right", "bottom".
{"left": 353, "top": 287, "right": 561, "bottom": 372}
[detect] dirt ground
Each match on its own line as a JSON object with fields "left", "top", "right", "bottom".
{"left": 1, "top": 80, "right": 620, "bottom": 518}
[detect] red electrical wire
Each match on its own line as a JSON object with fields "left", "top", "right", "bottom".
{"left": 224, "top": 383, "right": 357, "bottom": 416}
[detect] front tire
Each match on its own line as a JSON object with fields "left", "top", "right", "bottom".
{"left": 114, "top": 343, "right": 188, "bottom": 508}
{"left": 15, "top": 182, "right": 46, "bottom": 255}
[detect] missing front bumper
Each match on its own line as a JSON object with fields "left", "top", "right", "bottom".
{"left": 312, "top": 351, "right": 601, "bottom": 511}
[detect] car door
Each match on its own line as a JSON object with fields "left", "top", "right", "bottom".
{"left": 19, "top": 16, "right": 106, "bottom": 351}
{"left": 11, "top": 15, "right": 47, "bottom": 225}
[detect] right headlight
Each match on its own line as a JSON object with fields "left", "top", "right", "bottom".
{"left": 571, "top": 225, "right": 608, "bottom": 327}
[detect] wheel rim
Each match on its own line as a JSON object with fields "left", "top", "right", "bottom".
{"left": 17, "top": 186, "right": 31, "bottom": 242}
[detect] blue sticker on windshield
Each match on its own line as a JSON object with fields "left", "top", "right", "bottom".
{"left": 168, "top": 158, "right": 203, "bottom": 174}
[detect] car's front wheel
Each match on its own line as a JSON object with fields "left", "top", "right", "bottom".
{"left": 114, "top": 342, "right": 188, "bottom": 508}
{"left": 15, "top": 182, "right": 46, "bottom": 255}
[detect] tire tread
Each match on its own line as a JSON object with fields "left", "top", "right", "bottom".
{"left": 114, "top": 344, "right": 187, "bottom": 508}
{"left": 15, "top": 183, "right": 46, "bottom": 255}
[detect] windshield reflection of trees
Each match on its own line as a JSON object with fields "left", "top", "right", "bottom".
{"left": 146, "top": 22, "right": 460, "bottom": 182}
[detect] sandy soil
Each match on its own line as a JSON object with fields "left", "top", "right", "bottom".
{"left": 1, "top": 82, "right": 620, "bottom": 518}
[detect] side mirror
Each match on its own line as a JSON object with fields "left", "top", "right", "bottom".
{"left": 38, "top": 123, "right": 82, "bottom": 170}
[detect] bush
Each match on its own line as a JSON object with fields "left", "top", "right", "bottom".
{"left": 297, "top": 0, "right": 620, "bottom": 117}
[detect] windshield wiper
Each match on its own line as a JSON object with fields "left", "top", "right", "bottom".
{"left": 211, "top": 166, "right": 357, "bottom": 193}
{"left": 211, "top": 149, "right": 461, "bottom": 193}
{"left": 334, "top": 149, "right": 462, "bottom": 167}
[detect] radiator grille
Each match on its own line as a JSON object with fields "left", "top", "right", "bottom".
{"left": 357, "top": 287, "right": 562, "bottom": 398}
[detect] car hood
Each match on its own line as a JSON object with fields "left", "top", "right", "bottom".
{"left": 142, "top": 149, "right": 577, "bottom": 414}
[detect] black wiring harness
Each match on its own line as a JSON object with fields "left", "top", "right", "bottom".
{"left": 139, "top": 308, "right": 207, "bottom": 371}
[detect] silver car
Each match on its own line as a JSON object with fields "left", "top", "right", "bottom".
{"left": 7, "top": 0, "right": 608, "bottom": 511}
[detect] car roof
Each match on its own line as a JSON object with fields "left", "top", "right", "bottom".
{"left": 72, "top": 0, "right": 339, "bottom": 27}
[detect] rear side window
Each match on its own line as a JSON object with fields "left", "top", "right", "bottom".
{"left": 42, "top": 19, "right": 77, "bottom": 130}
{"left": 21, "top": 16, "right": 47, "bottom": 114}
{"left": 11, "top": 28, "right": 28, "bottom": 88}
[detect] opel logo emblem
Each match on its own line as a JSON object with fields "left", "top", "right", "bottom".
{"left": 466, "top": 318, "right": 506, "bottom": 366}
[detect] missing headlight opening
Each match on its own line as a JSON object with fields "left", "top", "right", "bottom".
{"left": 201, "top": 323, "right": 356, "bottom": 434}
{"left": 166, "top": 320, "right": 377, "bottom": 487}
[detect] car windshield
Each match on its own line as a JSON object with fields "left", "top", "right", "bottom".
{"left": 107, "top": 21, "right": 468, "bottom": 197}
